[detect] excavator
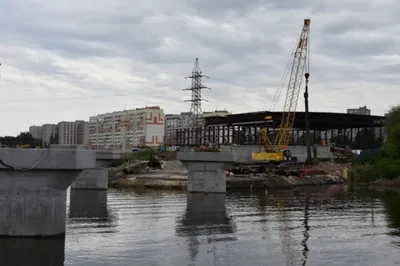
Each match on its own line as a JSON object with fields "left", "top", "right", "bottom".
{"left": 252, "top": 18, "right": 311, "bottom": 163}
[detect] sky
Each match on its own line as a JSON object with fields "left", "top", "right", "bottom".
{"left": 0, "top": 0, "right": 399, "bottom": 136}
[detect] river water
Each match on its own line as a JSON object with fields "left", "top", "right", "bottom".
{"left": 0, "top": 185, "right": 399, "bottom": 266}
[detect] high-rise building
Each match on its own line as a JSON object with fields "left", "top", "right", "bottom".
{"left": 29, "top": 120, "right": 89, "bottom": 147}
{"left": 41, "top": 124, "right": 57, "bottom": 146}
{"left": 88, "top": 106, "right": 165, "bottom": 149}
{"left": 57, "top": 120, "right": 89, "bottom": 145}
{"left": 347, "top": 106, "right": 371, "bottom": 115}
{"left": 29, "top": 125, "right": 42, "bottom": 139}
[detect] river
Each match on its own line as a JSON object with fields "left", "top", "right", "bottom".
{"left": 0, "top": 185, "right": 399, "bottom": 266}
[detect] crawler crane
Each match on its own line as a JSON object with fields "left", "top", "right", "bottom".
{"left": 252, "top": 18, "right": 311, "bottom": 162}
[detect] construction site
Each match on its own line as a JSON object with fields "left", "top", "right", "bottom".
{"left": 109, "top": 18, "right": 384, "bottom": 189}
{"left": 169, "top": 18, "right": 385, "bottom": 164}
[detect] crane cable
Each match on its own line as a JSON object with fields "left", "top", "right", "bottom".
{"left": 269, "top": 34, "right": 303, "bottom": 112}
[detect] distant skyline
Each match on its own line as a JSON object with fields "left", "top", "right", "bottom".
{"left": 1, "top": 0, "right": 399, "bottom": 135}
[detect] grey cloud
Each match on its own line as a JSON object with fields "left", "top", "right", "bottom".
{"left": 0, "top": 0, "right": 399, "bottom": 135}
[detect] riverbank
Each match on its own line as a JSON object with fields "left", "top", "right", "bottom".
{"left": 108, "top": 160, "right": 348, "bottom": 190}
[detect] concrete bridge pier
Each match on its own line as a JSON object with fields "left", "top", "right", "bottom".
{"left": 71, "top": 168, "right": 108, "bottom": 190}
{"left": 0, "top": 238, "right": 65, "bottom": 265}
{"left": 49, "top": 145, "right": 110, "bottom": 190}
{"left": 177, "top": 152, "right": 239, "bottom": 193}
{"left": 0, "top": 147, "right": 96, "bottom": 237}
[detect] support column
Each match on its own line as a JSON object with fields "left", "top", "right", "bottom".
{"left": 71, "top": 168, "right": 108, "bottom": 190}
{"left": 177, "top": 152, "right": 237, "bottom": 193}
{"left": 0, "top": 147, "right": 96, "bottom": 237}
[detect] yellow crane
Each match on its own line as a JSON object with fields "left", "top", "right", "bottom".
{"left": 252, "top": 18, "right": 311, "bottom": 162}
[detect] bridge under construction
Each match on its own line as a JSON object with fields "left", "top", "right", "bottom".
{"left": 172, "top": 111, "right": 385, "bottom": 150}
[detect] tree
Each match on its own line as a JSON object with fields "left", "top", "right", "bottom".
{"left": 0, "top": 132, "right": 42, "bottom": 148}
{"left": 384, "top": 105, "right": 400, "bottom": 133}
{"left": 382, "top": 123, "right": 400, "bottom": 159}
{"left": 49, "top": 134, "right": 59, "bottom": 145}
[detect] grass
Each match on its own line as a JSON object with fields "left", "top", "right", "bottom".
{"left": 111, "top": 148, "right": 157, "bottom": 167}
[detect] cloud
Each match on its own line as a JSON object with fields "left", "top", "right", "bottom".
{"left": 0, "top": 0, "right": 399, "bottom": 135}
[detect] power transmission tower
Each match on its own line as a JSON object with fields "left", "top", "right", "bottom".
{"left": 183, "top": 58, "right": 210, "bottom": 145}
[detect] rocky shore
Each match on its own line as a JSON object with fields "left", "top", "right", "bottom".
{"left": 108, "top": 159, "right": 348, "bottom": 190}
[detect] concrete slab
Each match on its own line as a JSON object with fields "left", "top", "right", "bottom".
{"left": 0, "top": 148, "right": 96, "bottom": 170}
{"left": 0, "top": 147, "right": 96, "bottom": 237}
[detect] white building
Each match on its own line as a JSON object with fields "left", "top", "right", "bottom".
{"left": 88, "top": 106, "right": 165, "bottom": 149}
{"left": 29, "top": 125, "right": 42, "bottom": 139}
{"left": 347, "top": 106, "right": 371, "bottom": 115}
{"left": 164, "top": 110, "right": 231, "bottom": 145}
{"left": 41, "top": 124, "right": 57, "bottom": 147}
{"left": 29, "top": 120, "right": 89, "bottom": 147}
{"left": 57, "top": 120, "right": 89, "bottom": 145}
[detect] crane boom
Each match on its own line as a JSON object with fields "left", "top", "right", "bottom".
{"left": 252, "top": 18, "right": 311, "bottom": 163}
{"left": 275, "top": 18, "right": 311, "bottom": 151}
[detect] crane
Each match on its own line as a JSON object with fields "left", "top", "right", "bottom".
{"left": 252, "top": 18, "right": 311, "bottom": 162}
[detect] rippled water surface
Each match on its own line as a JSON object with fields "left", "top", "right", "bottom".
{"left": 1, "top": 185, "right": 399, "bottom": 266}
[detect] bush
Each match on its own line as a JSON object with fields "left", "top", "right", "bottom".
{"left": 349, "top": 158, "right": 400, "bottom": 183}
{"left": 110, "top": 148, "right": 157, "bottom": 166}
{"left": 349, "top": 122, "right": 400, "bottom": 183}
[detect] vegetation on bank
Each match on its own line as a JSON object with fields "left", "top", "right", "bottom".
{"left": 348, "top": 105, "right": 400, "bottom": 183}
{"left": 111, "top": 147, "right": 157, "bottom": 167}
{"left": 0, "top": 132, "right": 42, "bottom": 148}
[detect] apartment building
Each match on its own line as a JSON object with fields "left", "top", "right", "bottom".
{"left": 164, "top": 110, "right": 231, "bottom": 145}
{"left": 41, "top": 124, "right": 57, "bottom": 146}
{"left": 29, "top": 125, "right": 42, "bottom": 139}
{"left": 88, "top": 106, "right": 165, "bottom": 149}
{"left": 347, "top": 106, "right": 371, "bottom": 115}
{"left": 57, "top": 120, "right": 89, "bottom": 145}
{"left": 29, "top": 120, "right": 89, "bottom": 146}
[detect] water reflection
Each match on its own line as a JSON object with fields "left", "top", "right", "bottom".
{"left": 68, "top": 190, "right": 118, "bottom": 233}
{"left": 0, "top": 238, "right": 65, "bottom": 265}
{"left": 175, "top": 193, "right": 236, "bottom": 262}
{"left": 70, "top": 190, "right": 108, "bottom": 218}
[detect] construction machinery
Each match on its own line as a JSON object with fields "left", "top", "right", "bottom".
{"left": 252, "top": 18, "right": 311, "bottom": 162}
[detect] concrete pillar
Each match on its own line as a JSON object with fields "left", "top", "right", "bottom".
{"left": 71, "top": 168, "right": 108, "bottom": 190}
{"left": 175, "top": 193, "right": 236, "bottom": 262}
{"left": 0, "top": 147, "right": 96, "bottom": 237}
{"left": 177, "top": 152, "right": 238, "bottom": 193}
{"left": 0, "top": 238, "right": 65, "bottom": 265}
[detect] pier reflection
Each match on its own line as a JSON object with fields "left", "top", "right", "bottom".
{"left": 175, "top": 193, "right": 236, "bottom": 262}
{"left": 69, "top": 190, "right": 108, "bottom": 218}
{"left": 68, "top": 190, "right": 118, "bottom": 232}
{"left": 0, "top": 238, "right": 65, "bottom": 265}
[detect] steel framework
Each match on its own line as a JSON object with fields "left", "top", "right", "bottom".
{"left": 183, "top": 58, "right": 210, "bottom": 144}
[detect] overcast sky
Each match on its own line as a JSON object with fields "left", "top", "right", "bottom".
{"left": 0, "top": 0, "right": 398, "bottom": 135}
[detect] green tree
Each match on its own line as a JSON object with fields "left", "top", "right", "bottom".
{"left": 0, "top": 132, "right": 41, "bottom": 148}
{"left": 384, "top": 105, "right": 400, "bottom": 133}
{"left": 382, "top": 123, "right": 400, "bottom": 159}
